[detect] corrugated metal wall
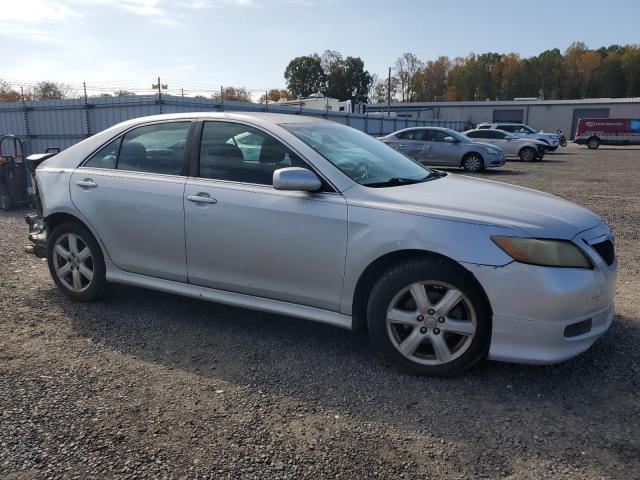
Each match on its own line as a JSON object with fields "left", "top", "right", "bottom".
{"left": 0, "top": 95, "right": 443, "bottom": 155}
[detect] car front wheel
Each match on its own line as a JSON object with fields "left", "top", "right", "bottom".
{"left": 461, "top": 154, "right": 484, "bottom": 172}
{"left": 367, "top": 258, "right": 491, "bottom": 376}
{"left": 519, "top": 146, "right": 537, "bottom": 162}
{"left": 47, "top": 221, "right": 108, "bottom": 302}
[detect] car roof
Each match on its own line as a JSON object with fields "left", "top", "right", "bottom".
{"left": 113, "top": 111, "right": 330, "bottom": 127}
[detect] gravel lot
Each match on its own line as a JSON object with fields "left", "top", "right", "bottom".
{"left": 1, "top": 144, "right": 639, "bottom": 479}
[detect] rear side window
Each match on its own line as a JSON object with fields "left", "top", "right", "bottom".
{"left": 85, "top": 137, "right": 121, "bottom": 169}
{"left": 466, "top": 130, "right": 484, "bottom": 138}
{"left": 395, "top": 130, "right": 415, "bottom": 140}
{"left": 83, "top": 122, "right": 191, "bottom": 175}
{"left": 118, "top": 122, "right": 190, "bottom": 175}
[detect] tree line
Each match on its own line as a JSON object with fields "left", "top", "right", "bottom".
{"left": 2, "top": 43, "right": 639, "bottom": 104}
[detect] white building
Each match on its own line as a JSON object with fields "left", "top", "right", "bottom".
{"left": 272, "top": 93, "right": 352, "bottom": 113}
{"left": 363, "top": 98, "right": 640, "bottom": 138}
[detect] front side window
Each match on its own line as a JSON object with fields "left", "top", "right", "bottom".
{"left": 283, "top": 122, "right": 432, "bottom": 187}
{"left": 199, "top": 121, "right": 309, "bottom": 185}
{"left": 430, "top": 130, "right": 450, "bottom": 142}
{"left": 118, "top": 122, "right": 190, "bottom": 175}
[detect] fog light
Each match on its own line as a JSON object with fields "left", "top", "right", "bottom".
{"left": 564, "top": 319, "right": 592, "bottom": 338}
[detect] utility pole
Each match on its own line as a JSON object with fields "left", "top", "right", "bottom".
{"left": 220, "top": 85, "right": 224, "bottom": 111}
{"left": 265, "top": 90, "right": 268, "bottom": 111}
{"left": 181, "top": 88, "right": 184, "bottom": 98}
{"left": 387, "top": 67, "right": 391, "bottom": 116}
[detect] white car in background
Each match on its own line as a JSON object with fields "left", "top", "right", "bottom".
{"left": 464, "top": 129, "right": 547, "bottom": 162}
{"left": 476, "top": 123, "right": 560, "bottom": 151}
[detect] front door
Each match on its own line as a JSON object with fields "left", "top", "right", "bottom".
{"left": 184, "top": 121, "right": 348, "bottom": 311}
{"left": 426, "top": 130, "right": 459, "bottom": 166}
{"left": 70, "top": 121, "right": 193, "bottom": 282}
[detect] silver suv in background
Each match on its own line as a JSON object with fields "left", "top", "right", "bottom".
{"left": 476, "top": 123, "right": 560, "bottom": 151}
{"left": 378, "top": 127, "right": 505, "bottom": 173}
{"left": 464, "top": 129, "right": 546, "bottom": 161}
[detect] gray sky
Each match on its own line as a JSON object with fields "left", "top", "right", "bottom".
{"left": 1, "top": 0, "right": 639, "bottom": 97}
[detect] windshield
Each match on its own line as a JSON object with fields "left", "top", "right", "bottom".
{"left": 282, "top": 122, "right": 433, "bottom": 187}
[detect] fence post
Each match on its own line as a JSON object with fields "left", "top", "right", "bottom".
{"left": 157, "top": 76, "right": 163, "bottom": 114}
{"left": 20, "top": 87, "right": 32, "bottom": 155}
{"left": 83, "top": 82, "right": 91, "bottom": 138}
{"left": 364, "top": 114, "right": 368, "bottom": 134}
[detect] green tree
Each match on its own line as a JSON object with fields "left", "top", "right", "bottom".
{"left": 284, "top": 54, "right": 325, "bottom": 98}
{"left": 33, "top": 81, "right": 70, "bottom": 100}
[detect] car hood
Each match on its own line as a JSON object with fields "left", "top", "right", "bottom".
{"left": 367, "top": 174, "right": 601, "bottom": 239}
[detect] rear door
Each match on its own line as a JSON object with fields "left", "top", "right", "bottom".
{"left": 387, "top": 130, "right": 425, "bottom": 161}
{"left": 70, "top": 121, "right": 193, "bottom": 282}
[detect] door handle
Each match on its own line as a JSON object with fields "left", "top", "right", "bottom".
{"left": 75, "top": 179, "right": 97, "bottom": 188}
{"left": 187, "top": 194, "right": 217, "bottom": 204}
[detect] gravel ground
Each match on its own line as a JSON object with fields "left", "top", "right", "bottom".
{"left": 1, "top": 144, "right": 639, "bottom": 479}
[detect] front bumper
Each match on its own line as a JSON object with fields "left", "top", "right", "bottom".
{"left": 463, "top": 223, "right": 617, "bottom": 364}
{"left": 486, "top": 152, "right": 505, "bottom": 168}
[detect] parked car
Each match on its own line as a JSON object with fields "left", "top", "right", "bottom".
{"left": 574, "top": 118, "right": 640, "bottom": 149}
{"left": 464, "top": 129, "right": 546, "bottom": 161}
{"left": 25, "top": 113, "right": 616, "bottom": 376}
{"left": 378, "top": 127, "right": 505, "bottom": 173}
{"left": 476, "top": 123, "right": 560, "bottom": 151}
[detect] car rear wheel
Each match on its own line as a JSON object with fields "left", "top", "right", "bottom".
{"left": 367, "top": 258, "right": 491, "bottom": 376}
{"left": 587, "top": 137, "right": 600, "bottom": 149}
{"left": 462, "top": 154, "right": 484, "bottom": 173}
{"left": 519, "top": 146, "right": 537, "bottom": 162}
{"left": 47, "top": 221, "right": 108, "bottom": 302}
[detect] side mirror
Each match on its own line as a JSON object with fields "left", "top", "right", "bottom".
{"left": 273, "top": 167, "right": 322, "bottom": 192}
{"left": 444, "top": 136, "right": 457, "bottom": 144}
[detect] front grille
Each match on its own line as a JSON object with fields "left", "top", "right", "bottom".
{"left": 592, "top": 240, "right": 615, "bottom": 266}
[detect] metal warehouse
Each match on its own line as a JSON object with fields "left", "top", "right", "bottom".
{"left": 363, "top": 98, "right": 640, "bottom": 139}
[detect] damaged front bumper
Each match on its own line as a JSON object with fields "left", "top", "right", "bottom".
{"left": 25, "top": 213, "right": 48, "bottom": 258}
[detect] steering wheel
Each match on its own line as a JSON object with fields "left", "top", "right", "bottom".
{"left": 351, "top": 161, "right": 369, "bottom": 183}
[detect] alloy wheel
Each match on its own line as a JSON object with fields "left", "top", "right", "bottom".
{"left": 464, "top": 156, "right": 481, "bottom": 172}
{"left": 521, "top": 148, "right": 535, "bottom": 161}
{"left": 52, "top": 233, "right": 94, "bottom": 293}
{"left": 385, "top": 281, "right": 477, "bottom": 366}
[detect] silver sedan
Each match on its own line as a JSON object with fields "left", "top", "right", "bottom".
{"left": 25, "top": 113, "right": 616, "bottom": 376}
{"left": 379, "top": 127, "right": 505, "bottom": 172}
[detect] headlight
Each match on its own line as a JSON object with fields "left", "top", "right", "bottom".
{"left": 491, "top": 236, "right": 592, "bottom": 268}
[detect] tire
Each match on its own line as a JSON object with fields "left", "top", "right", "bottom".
{"left": 535, "top": 148, "right": 545, "bottom": 161}
{"left": 366, "top": 258, "right": 492, "bottom": 377}
{"left": 461, "top": 153, "right": 484, "bottom": 173}
{"left": 587, "top": 137, "right": 600, "bottom": 149}
{"left": 519, "top": 146, "right": 537, "bottom": 162}
{"left": 47, "top": 221, "right": 108, "bottom": 302}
